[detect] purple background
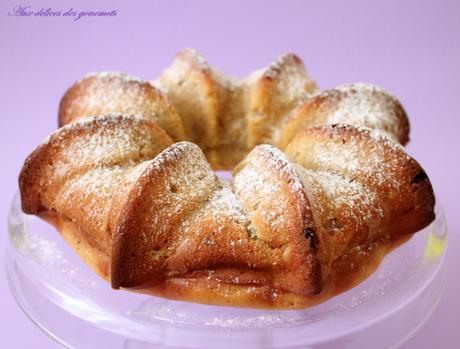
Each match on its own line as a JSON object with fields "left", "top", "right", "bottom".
{"left": 1, "top": 0, "right": 459, "bottom": 347}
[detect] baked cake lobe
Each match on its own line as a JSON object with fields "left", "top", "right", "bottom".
{"left": 19, "top": 115, "right": 174, "bottom": 278}
{"left": 278, "top": 83, "right": 409, "bottom": 148}
{"left": 59, "top": 72, "right": 186, "bottom": 141}
{"left": 285, "top": 124, "right": 435, "bottom": 281}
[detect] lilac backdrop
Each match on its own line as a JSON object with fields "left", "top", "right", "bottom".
{"left": 1, "top": 0, "right": 459, "bottom": 348}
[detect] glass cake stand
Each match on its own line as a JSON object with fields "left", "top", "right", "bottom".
{"left": 6, "top": 192, "right": 447, "bottom": 349}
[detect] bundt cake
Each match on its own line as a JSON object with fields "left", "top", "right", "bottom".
{"left": 19, "top": 49, "right": 435, "bottom": 309}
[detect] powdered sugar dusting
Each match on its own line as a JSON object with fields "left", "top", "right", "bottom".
{"left": 83, "top": 71, "right": 147, "bottom": 84}
{"left": 301, "top": 168, "right": 383, "bottom": 221}
{"left": 325, "top": 83, "right": 406, "bottom": 142}
{"left": 207, "top": 183, "right": 249, "bottom": 225}
{"left": 61, "top": 71, "right": 186, "bottom": 141}
{"left": 69, "top": 73, "right": 149, "bottom": 116}
{"left": 255, "top": 144, "right": 308, "bottom": 201}
{"left": 58, "top": 115, "right": 159, "bottom": 165}
{"left": 128, "top": 305, "right": 297, "bottom": 329}
{"left": 233, "top": 144, "right": 310, "bottom": 236}
{"left": 35, "top": 115, "right": 173, "bottom": 236}
{"left": 310, "top": 124, "right": 409, "bottom": 189}
{"left": 261, "top": 53, "right": 318, "bottom": 100}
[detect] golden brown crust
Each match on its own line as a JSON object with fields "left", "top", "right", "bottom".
{"left": 58, "top": 73, "right": 186, "bottom": 141}
{"left": 284, "top": 124, "right": 435, "bottom": 280}
{"left": 41, "top": 212, "right": 111, "bottom": 280}
{"left": 156, "top": 49, "right": 220, "bottom": 161}
{"left": 246, "top": 53, "right": 319, "bottom": 147}
{"left": 285, "top": 124, "right": 434, "bottom": 230}
{"left": 278, "top": 84, "right": 410, "bottom": 149}
{"left": 233, "top": 145, "right": 321, "bottom": 295}
{"left": 110, "top": 142, "right": 220, "bottom": 288}
{"left": 128, "top": 234, "right": 410, "bottom": 309}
